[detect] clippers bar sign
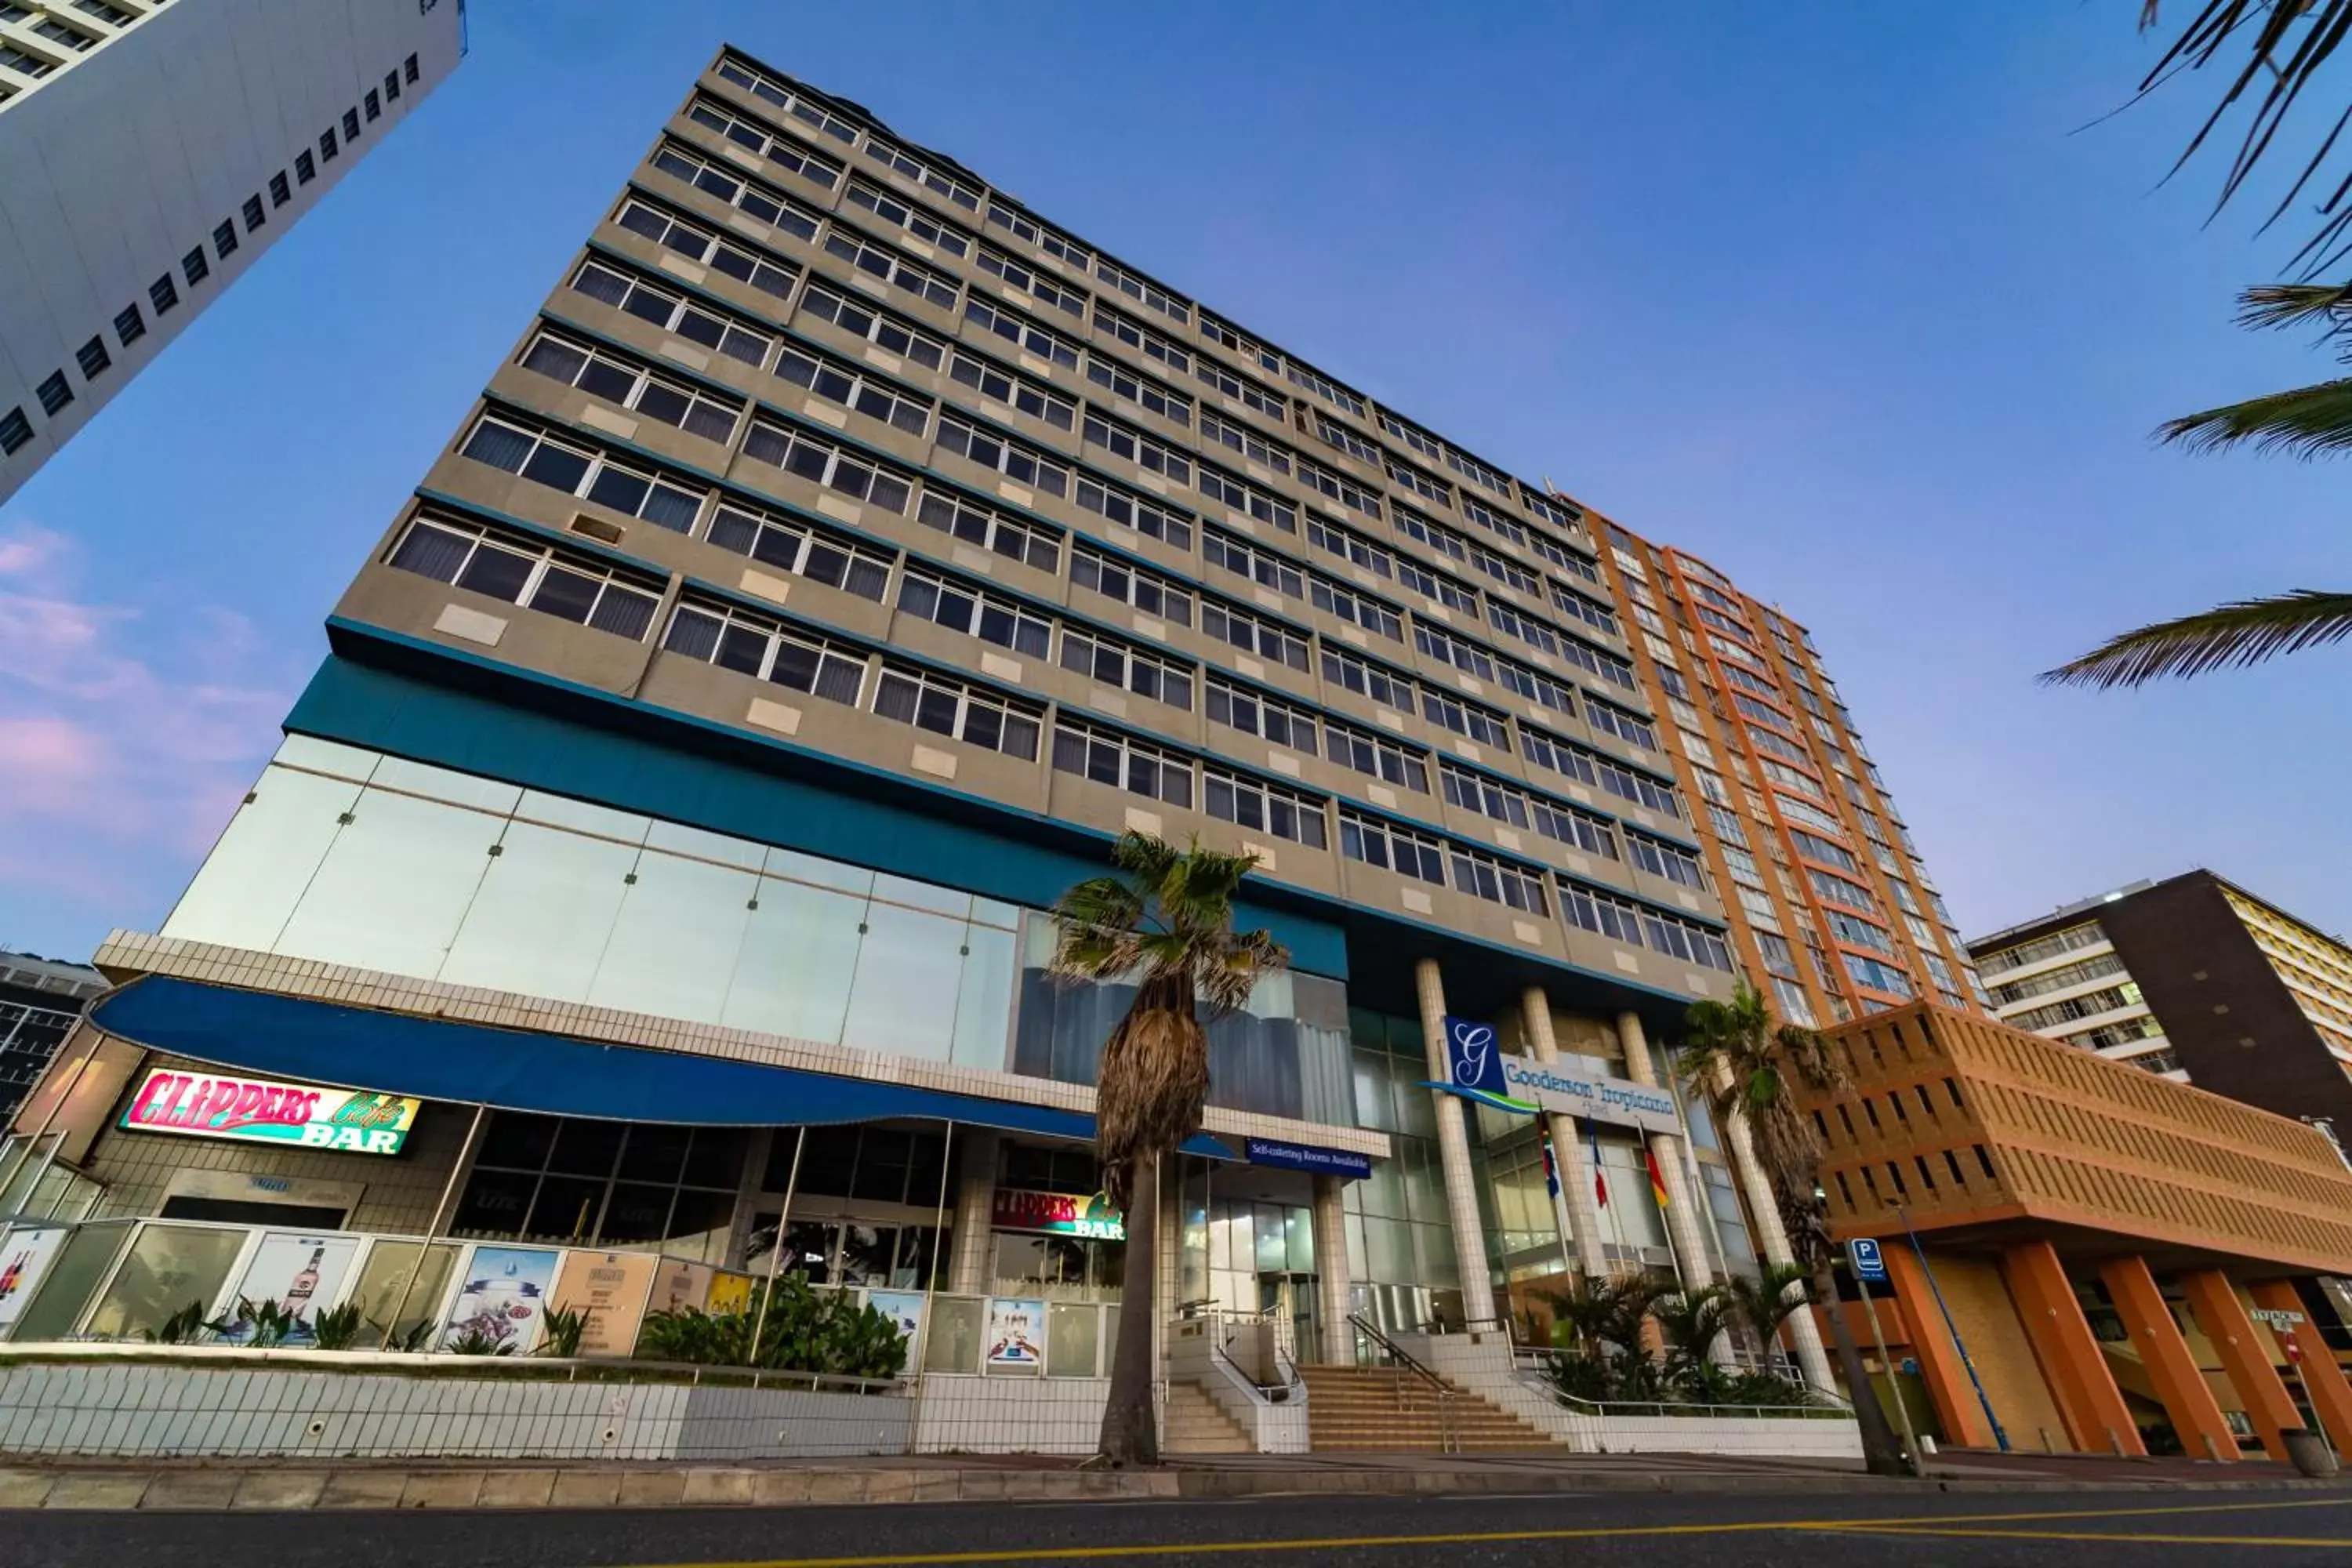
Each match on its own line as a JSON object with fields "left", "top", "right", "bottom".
{"left": 120, "top": 1069, "right": 419, "bottom": 1156}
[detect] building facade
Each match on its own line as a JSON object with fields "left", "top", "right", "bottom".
{"left": 1806, "top": 1001, "right": 2352, "bottom": 1461}
{"left": 0, "top": 0, "right": 464, "bottom": 503}
{"left": 1592, "top": 528, "right": 1986, "bottom": 1027}
{"left": 1971, "top": 870, "right": 2352, "bottom": 1131}
{"left": 4, "top": 45, "right": 1819, "bottom": 1384}
{"left": 0, "top": 952, "right": 103, "bottom": 1127}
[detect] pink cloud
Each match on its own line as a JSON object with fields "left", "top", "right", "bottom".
{"left": 0, "top": 524, "right": 292, "bottom": 920}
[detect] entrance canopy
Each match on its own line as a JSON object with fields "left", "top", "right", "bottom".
{"left": 90, "top": 976, "right": 1236, "bottom": 1157}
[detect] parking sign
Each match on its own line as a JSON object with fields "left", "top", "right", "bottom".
{"left": 1849, "top": 1237, "right": 1888, "bottom": 1283}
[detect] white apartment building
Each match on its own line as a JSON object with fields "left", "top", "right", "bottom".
{"left": 1969, "top": 885, "right": 2183, "bottom": 1080}
{"left": 0, "top": 0, "right": 464, "bottom": 505}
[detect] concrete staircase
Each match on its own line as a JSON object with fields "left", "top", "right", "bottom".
{"left": 1161, "top": 1379, "right": 1254, "bottom": 1454}
{"left": 1300, "top": 1365, "right": 1558, "bottom": 1453}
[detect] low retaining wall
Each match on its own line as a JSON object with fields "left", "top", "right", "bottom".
{"left": 1396, "top": 1331, "right": 1864, "bottom": 1461}
{"left": 0, "top": 1354, "right": 908, "bottom": 1461}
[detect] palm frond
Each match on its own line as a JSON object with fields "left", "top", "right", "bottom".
{"left": 2041, "top": 588, "right": 2352, "bottom": 688}
{"left": 2236, "top": 280, "right": 2352, "bottom": 339}
{"left": 2136, "top": 2, "right": 2352, "bottom": 273}
{"left": 2157, "top": 376, "right": 2352, "bottom": 456}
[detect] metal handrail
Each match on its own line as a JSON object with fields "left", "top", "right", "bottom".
{"left": 1201, "top": 1307, "right": 1302, "bottom": 1401}
{"left": 1347, "top": 1312, "right": 1459, "bottom": 1454}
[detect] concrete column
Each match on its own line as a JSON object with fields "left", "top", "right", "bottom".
{"left": 723, "top": 1127, "right": 775, "bottom": 1272}
{"left": 2100, "top": 1255, "right": 2239, "bottom": 1462}
{"left": 2251, "top": 1279, "right": 2352, "bottom": 1454}
{"left": 948, "top": 1130, "right": 1000, "bottom": 1294}
{"left": 2001, "top": 1240, "right": 2143, "bottom": 1456}
{"left": 1312, "top": 1174, "right": 1354, "bottom": 1364}
{"left": 2183, "top": 1270, "right": 2302, "bottom": 1464}
{"left": 1613, "top": 1011, "right": 1714, "bottom": 1294}
{"left": 1415, "top": 958, "right": 1497, "bottom": 1325}
{"left": 1521, "top": 989, "right": 1607, "bottom": 1282}
{"left": 1885, "top": 1240, "right": 2000, "bottom": 1450}
{"left": 1711, "top": 1062, "right": 1835, "bottom": 1394}
{"left": 1153, "top": 1152, "right": 1181, "bottom": 1372}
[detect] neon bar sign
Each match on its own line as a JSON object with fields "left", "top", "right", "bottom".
{"left": 991, "top": 1188, "right": 1125, "bottom": 1240}
{"left": 119, "top": 1069, "right": 419, "bottom": 1156}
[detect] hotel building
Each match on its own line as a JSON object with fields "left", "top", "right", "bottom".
{"left": 0, "top": 45, "right": 1925, "bottom": 1422}
{"left": 0, "top": 0, "right": 463, "bottom": 505}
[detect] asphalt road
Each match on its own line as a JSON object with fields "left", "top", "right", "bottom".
{"left": 14, "top": 1487, "right": 2352, "bottom": 1567}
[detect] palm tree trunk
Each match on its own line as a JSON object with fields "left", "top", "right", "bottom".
{"left": 1809, "top": 1255, "right": 1908, "bottom": 1476}
{"left": 1097, "top": 1149, "right": 1160, "bottom": 1466}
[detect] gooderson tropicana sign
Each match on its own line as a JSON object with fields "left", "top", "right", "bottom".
{"left": 1497, "top": 1056, "right": 1683, "bottom": 1135}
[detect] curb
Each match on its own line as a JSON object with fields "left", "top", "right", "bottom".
{"left": 1, "top": 1462, "right": 2344, "bottom": 1510}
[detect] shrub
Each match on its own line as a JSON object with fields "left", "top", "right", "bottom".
{"left": 636, "top": 1273, "right": 908, "bottom": 1379}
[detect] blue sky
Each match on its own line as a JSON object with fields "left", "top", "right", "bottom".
{"left": 2, "top": 2, "right": 2345, "bottom": 962}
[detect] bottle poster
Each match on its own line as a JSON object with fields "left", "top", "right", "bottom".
{"left": 704, "top": 1269, "right": 753, "bottom": 1316}
{"left": 0, "top": 1226, "right": 67, "bottom": 1335}
{"left": 220, "top": 1232, "right": 361, "bottom": 1345}
{"left": 444, "top": 1244, "right": 559, "bottom": 1354}
{"left": 985, "top": 1296, "right": 1044, "bottom": 1368}
{"left": 550, "top": 1250, "right": 658, "bottom": 1357}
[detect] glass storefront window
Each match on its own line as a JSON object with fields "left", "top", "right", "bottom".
{"left": 8, "top": 1221, "right": 132, "bottom": 1341}
{"left": 453, "top": 1112, "right": 744, "bottom": 1261}
{"left": 345, "top": 1240, "right": 460, "bottom": 1344}
{"left": 83, "top": 1222, "right": 247, "bottom": 1340}
{"left": 1045, "top": 1300, "right": 1101, "bottom": 1377}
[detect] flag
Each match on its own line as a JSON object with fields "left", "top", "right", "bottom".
{"left": 1646, "top": 1145, "right": 1671, "bottom": 1210}
{"left": 1539, "top": 1123, "right": 1560, "bottom": 1198}
{"left": 1589, "top": 1120, "right": 1608, "bottom": 1208}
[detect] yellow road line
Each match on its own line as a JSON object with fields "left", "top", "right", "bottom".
{"left": 1826, "top": 1526, "right": 2352, "bottom": 1548}
{"left": 615, "top": 1495, "right": 2352, "bottom": 1568}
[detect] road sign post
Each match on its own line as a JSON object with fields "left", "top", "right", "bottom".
{"left": 1848, "top": 1238, "right": 1922, "bottom": 1475}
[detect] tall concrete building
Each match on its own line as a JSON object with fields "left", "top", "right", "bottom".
{"left": 1971, "top": 871, "right": 2352, "bottom": 1133}
{"left": 1592, "top": 528, "right": 1986, "bottom": 1028}
{"left": 0, "top": 0, "right": 464, "bottom": 505}
{"left": 15, "top": 47, "right": 2021, "bottom": 1418}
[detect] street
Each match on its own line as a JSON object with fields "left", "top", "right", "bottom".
{"left": 13, "top": 1488, "right": 2352, "bottom": 1567}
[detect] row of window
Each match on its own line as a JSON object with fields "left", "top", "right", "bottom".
{"left": 650, "top": 92, "right": 1603, "bottom": 579}
{"left": 596, "top": 194, "right": 1616, "bottom": 685}
{"left": 500, "top": 296, "right": 1652, "bottom": 759}
{"left": 3, "top": 49, "right": 420, "bottom": 459}
{"left": 389, "top": 499, "right": 1709, "bottom": 913}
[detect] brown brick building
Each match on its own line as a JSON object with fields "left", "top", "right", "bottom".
{"left": 1805, "top": 1001, "right": 2352, "bottom": 1461}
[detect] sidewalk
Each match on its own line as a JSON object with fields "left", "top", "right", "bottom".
{"left": 0, "top": 1447, "right": 2340, "bottom": 1510}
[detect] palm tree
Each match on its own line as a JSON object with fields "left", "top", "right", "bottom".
{"left": 2042, "top": 285, "right": 2352, "bottom": 689}
{"left": 1677, "top": 980, "right": 1909, "bottom": 1475}
{"left": 1651, "top": 1284, "right": 1734, "bottom": 1391}
{"left": 1723, "top": 1260, "right": 1817, "bottom": 1371}
{"left": 1050, "top": 832, "right": 1287, "bottom": 1467}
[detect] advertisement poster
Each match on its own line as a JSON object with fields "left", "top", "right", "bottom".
{"left": 648, "top": 1258, "right": 714, "bottom": 1316}
{"left": 118, "top": 1068, "right": 419, "bottom": 1156}
{"left": 704, "top": 1270, "right": 753, "bottom": 1316}
{"left": 445, "top": 1244, "right": 559, "bottom": 1354}
{"left": 985, "top": 1296, "right": 1044, "bottom": 1367}
{"left": 219, "top": 1232, "right": 361, "bottom": 1344}
{"left": 0, "top": 1227, "right": 67, "bottom": 1334}
{"left": 868, "top": 1289, "right": 925, "bottom": 1345}
{"left": 550, "top": 1250, "right": 658, "bottom": 1357}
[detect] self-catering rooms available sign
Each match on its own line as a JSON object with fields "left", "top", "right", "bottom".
{"left": 1497, "top": 1057, "right": 1682, "bottom": 1135}
{"left": 120, "top": 1069, "right": 419, "bottom": 1156}
{"left": 991, "top": 1188, "right": 1125, "bottom": 1240}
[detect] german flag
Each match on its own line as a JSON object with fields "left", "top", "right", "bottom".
{"left": 1645, "top": 1145, "right": 1671, "bottom": 1210}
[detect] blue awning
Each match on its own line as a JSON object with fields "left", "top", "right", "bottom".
{"left": 90, "top": 975, "right": 1235, "bottom": 1157}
